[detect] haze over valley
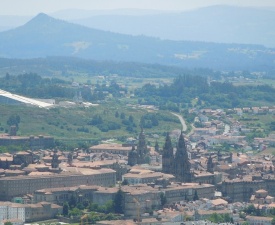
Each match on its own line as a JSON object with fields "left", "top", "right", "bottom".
{"left": 1, "top": 1, "right": 275, "bottom": 224}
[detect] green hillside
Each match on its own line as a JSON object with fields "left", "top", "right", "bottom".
{"left": 0, "top": 103, "right": 181, "bottom": 150}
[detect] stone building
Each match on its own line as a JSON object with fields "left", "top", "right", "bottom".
{"left": 162, "top": 132, "right": 192, "bottom": 183}
{"left": 174, "top": 132, "right": 192, "bottom": 182}
{"left": 246, "top": 215, "right": 273, "bottom": 225}
{"left": 122, "top": 170, "right": 174, "bottom": 185}
{"left": 0, "top": 156, "right": 13, "bottom": 169}
{"left": 207, "top": 155, "right": 214, "bottom": 173}
{"left": 51, "top": 149, "right": 60, "bottom": 169}
{"left": 24, "top": 202, "right": 62, "bottom": 222}
{"left": 163, "top": 182, "right": 215, "bottom": 203}
{"left": 34, "top": 185, "right": 98, "bottom": 204}
{"left": 0, "top": 168, "right": 116, "bottom": 201}
{"left": 128, "top": 146, "right": 138, "bottom": 166}
{"left": 162, "top": 133, "right": 174, "bottom": 174}
{"left": 250, "top": 189, "right": 274, "bottom": 204}
{"left": 218, "top": 174, "right": 275, "bottom": 203}
{"left": 0, "top": 202, "right": 25, "bottom": 224}
{"left": 0, "top": 134, "right": 54, "bottom": 150}
{"left": 128, "top": 129, "right": 150, "bottom": 166}
{"left": 89, "top": 143, "right": 132, "bottom": 156}
{"left": 0, "top": 201, "right": 61, "bottom": 223}
{"left": 13, "top": 151, "right": 33, "bottom": 167}
{"left": 219, "top": 178, "right": 266, "bottom": 202}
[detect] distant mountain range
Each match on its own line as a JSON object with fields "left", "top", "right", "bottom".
{"left": 0, "top": 12, "right": 274, "bottom": 71}
{"left": 70, "top": 5, "right": 275, "bottom": 48}
{"left": 1, "top": 6, "right": 275, "bottom": 47}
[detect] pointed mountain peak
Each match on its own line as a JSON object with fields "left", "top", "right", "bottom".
{"left": 23, "top": 13, "right": 60, "bottom": 28}
{"left": 30, "top": 13, "right": 53, "bottom": 22}
{"left": 36, "top": 12, "right": 50, "bottom": 18}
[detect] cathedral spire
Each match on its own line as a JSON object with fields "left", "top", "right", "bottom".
{"left": 162, "top": 132, "right": 174, "bottom": 174}
{"left": 175, "top": 131, "right": 187, "bottom": 157}
{"left": 128, "top": 145, "right": 138, "bottom": 166}
{"left": 174, "top": 132, "right": 192, "bottom": 182}
{"left": 163, "top": 132, "right": 173, "bottom": 157}
{"left": 207, "top": 154, "right": 214, "bottom": 173}
{"left": 51, "top": 149, "right": 60, "bottom": 169}
{"left": 135, "top": 129, "right": 150, "bottom": 164}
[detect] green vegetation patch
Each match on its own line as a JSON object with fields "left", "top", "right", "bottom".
{"left": 0, "top": 103, "right": 181, "bottom": 149}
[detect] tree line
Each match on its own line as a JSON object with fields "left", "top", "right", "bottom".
{"left": 135, "top": 75, "right": 275, "bottom": 109}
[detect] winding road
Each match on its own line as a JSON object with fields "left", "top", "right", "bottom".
{"left": 171, "top": 112, "right": 187, "bottom": 132}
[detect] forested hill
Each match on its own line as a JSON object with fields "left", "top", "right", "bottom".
{"left": 135, "top": 75, "right": 275, "bottom": 109}
{"left": 0, "top": 57, "right": 220, "bottom": 78}
{"left": 0, "top": 13, "right": 275, "bottom": 71}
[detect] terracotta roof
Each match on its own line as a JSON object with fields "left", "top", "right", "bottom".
{"left": 256, "top": 189, "right": 268, "bottom": 193}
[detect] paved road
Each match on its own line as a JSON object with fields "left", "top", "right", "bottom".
{"left": 171, "top": 112, "right": 187, "bottom": 131}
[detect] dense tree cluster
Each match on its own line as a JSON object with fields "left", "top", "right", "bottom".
{"left": 0, "top": 73, "right": 127, "bottom": 103}
{"left": 270, "top": 122, "right": 275, "bottom": 131}
{"left": 61, "top": 189, "right": 124, "bottom": 223}
{"left": 0, "top": 73, "right": 73, "bottom": 99}
{"left": 88, "top": 114, "right": 121, "bottom": 132}
{"left": 7, "top": 114, "right": 20, "bottom": 128}
{"left": 207, "top": 213, "right": 233, "bottom": 223}
{"left": 135, "top": 75, "right": 275, "bottom": 109}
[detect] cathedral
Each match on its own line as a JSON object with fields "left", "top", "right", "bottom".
{"left": 128, "top": 128, "right": 150, "bottom": 166}
{"left": 51, "top": 149, "right": 60, "bottom": 169}
{"left": 162, "top": 132, "right": 192, "bottom": 182}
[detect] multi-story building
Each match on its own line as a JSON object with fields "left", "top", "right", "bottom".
{"left": 0, "top": 168, "right": 116, "bottom": 201}
{"left": 163, "top": 183, "right": 215, "bottom": 203}
{"left": 122, "top": 171, "right": 174, "bottom": 185}
{"left": 34, "top": 185, "right": 99, "bottom": 204}
{"left": 123, "top": 185, "right": 160, "bottom": 218}
{"left": 0, "top": 201, "right": 62, "bottom": 223}
{"left": 89, "top": 143, "right": 132, "bottom": 156}
{"left": 246, "top": 215, "right": 273, "bottom": 225}
{"left": 0, "top": 202, "right": 25, "bottom": 224}
{"left": 219, "top": 178, "right": 266, "bottom": 202}
{"left": 0, "top": 134, "right": 54, "bottom": 150}
{"left": 24, "top": 202, "right": 62, "bottom": 222}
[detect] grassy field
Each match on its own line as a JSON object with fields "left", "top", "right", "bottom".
{"left": 232, "top": 78, "right": 275, "bottom": 88}
{"left": 0, "top": 102, "right": 181, "bottom": 148}
{"left": 256, "top": 147, "right": 275, "bottom": 156}
{"left": 235, "top": 113, "right": 274, "bottom": 134}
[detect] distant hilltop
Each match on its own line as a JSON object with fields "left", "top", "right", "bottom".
{"left": 1, "top": 5, "right": 275, "bottom": 47}
{"left": 0, "top": 12, "right": 274, "bottom": 71}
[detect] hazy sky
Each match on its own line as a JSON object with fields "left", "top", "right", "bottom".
{"left": 1, "top": 0, "right": 275, "bottom": 15}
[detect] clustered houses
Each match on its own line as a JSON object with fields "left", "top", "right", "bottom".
{"left": 0, "top": 168, "right": 116, "bottom": 201}
{"left": 32, "top": 182, "right": 215, "bottom": 217}
{"left": 0, "top": 126, "right": 54, "bottom": 150}
{"left": 0, "top": 148, "right": 120, "bottom": 223}
{"left": 0, "top": 202, "right": 61, "bottom": 223}
{"left": 188, "top": 106, "right": 275, "bottom": 159}
{"left": 234, "top": 106, "right": 275, "bottom": 115}
{"left": 1, "top": 112, "right": 275, "bottom": 225}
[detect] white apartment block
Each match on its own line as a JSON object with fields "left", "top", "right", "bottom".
{"left": 0, "top": 202, "right": 25, "bottom": 225}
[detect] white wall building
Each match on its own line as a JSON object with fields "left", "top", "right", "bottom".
{"left": 0, "top": 202, "right": 25, "bottom": 225}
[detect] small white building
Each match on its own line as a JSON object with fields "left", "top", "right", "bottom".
{"left": 246, "top": 215, "right": 273, "bottom": 225}
{"left": 0, "top": 202, "right": 25, "bottom": 225}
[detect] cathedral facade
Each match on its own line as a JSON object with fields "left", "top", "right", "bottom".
{"left": 162, "top": 132, "right": 192, "bottom": 182}
{"left": 128, "top": 129, "right": 150, "bottom": 166}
